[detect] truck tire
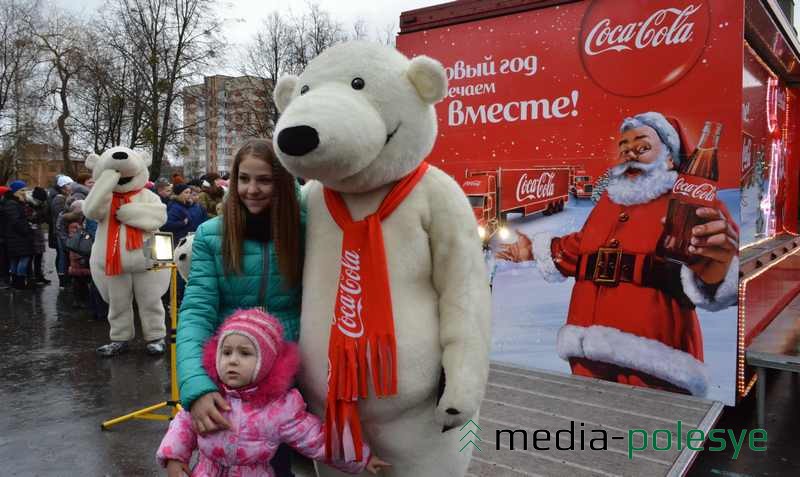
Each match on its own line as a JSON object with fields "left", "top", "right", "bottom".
{"left": 543, "top": 203, "right": 553, "bottom": 216}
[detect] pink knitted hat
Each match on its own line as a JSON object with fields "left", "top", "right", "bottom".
{"left": 202, "top": 309, "right": 299, "bottom": 404}
{"left": 215, "top": 309, "right": 284, "bottom": 384}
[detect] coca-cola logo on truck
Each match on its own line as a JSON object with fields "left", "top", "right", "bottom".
{"left": 516, "top": 172, "right": 556, "bottom": 202}
{"left": 579, "top": 0, "right": 710, "bottom": 97}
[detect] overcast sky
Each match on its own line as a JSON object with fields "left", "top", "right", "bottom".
{"left": 53, "top": 0, "right": 443, "bottom": 44}
{"left": 52, "top": 0, "right": 444, "bottom": 74}
{"left": 50, "top": 0, "right": 800, "bottom": 73}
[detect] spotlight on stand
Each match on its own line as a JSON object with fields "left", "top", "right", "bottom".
{"left": 145, "top": 232, "right": 174, "bottom": 265}
{"left": 101, "top": 230, "right": 182, "bottom": 430}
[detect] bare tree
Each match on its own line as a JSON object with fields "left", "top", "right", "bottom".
{"left": 0, "top": 0, "right": 40, "bottom": 182}
{"left": 351, "top": 18, "right": 368, "bottom": 41}
{"left": 239, "top": 11, "right": 293, "bottom": 136}
{"left": 236, "top": 2, "right": 347, "bottom": 140}
{"left": 101, "top": 0, "right": 223, "bottom": 180}
{"left": 71, "top": 24, "right": 152, "bottom": 156}
{"left": 32, "top": 9, "right": 85, "bottom": 177}
{"left": 304, "top": 2, "right": 345, "bottom": 57}
{"left": 283, "top": 2, "right": 345, "bottom": 74}
{"left": 376, "top": 22, "right": 397, "bottom": 47}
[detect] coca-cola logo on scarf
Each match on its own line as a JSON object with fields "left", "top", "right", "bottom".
{"left": 335, "top": 249, "right": 365, "bottom": 338}
{"left": 516, "top": 172, "right": 556, "bottom": 202}
{"left": 579, "top": 0, "right": 710, "bottom": 97}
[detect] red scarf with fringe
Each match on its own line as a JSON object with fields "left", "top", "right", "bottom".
{"left": 105, "top": 190, "right": 144, "bottom": 276}
{"left": 322, "top": 162, "right": 429, "bottom": 463}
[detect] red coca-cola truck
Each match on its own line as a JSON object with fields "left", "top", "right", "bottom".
{"left": 568, "top": 166, "right": 594, "bottom": 199}
{"left": 461, "top": 166, "right": 569, "bottom": 241}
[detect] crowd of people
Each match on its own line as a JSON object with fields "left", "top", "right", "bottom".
{"left": 0, "top": 169, "right": 230, "bottom": 334}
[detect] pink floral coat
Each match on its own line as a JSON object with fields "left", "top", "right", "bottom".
{"left": 156, "top": 388, "right": 369, "bottom": 476}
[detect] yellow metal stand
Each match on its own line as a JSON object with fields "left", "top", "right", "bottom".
{"left": 101, "top": 264, "right": 183, "bottom": 430}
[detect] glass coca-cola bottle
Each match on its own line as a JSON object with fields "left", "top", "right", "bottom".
{"left": 656, "top": 121, "right": 722, "bottom": 265}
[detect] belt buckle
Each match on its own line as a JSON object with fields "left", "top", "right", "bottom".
{"left": 593, "top": 248, "right": 623, "bottom": 286}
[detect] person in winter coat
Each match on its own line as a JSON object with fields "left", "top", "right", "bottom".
{"left": 197, "top": 173, "right": 224, "bottom": 218}
{"left": 26, "top": 187, "right": 50, "bottom": 285}
{"left": 0, "top": 185, "right": 10, "bottom": 288}
{"left": 50, "top": 175, "right": 74, "bottom": 287}
{"left": 66, "top": 175, "right": 91, "bottom": 208}
{"left": 63, "top": 200, "right": 92, "bottom": 305}
{"left": 158, "top": 310, "right": 389, "bottom": 477}
{"left": 177, "top": 139, "right": 304, "bottom": 476}
{"left": 155, "top": 179, "right": 172, "bottom": 206}
{"left": 1, "top": 181, "right": 35, "bottom": 289}
{"left": 162, "top": 183, "right": 207, "bottom": 245}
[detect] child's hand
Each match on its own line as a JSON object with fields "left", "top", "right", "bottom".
{"left": 366, "top": 455, "right": 391, "bottom": 474}
{"left": 165, "top": 459, "right": 190, "bottom": 477}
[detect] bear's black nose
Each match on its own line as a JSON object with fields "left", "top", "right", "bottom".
{"left": 277, "top": 125, "right": 319, "bottom": 156}
{"left": 112, "top": 151, "right": 128, "bottom": 160}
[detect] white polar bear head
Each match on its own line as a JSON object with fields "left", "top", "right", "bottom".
{"left": 273, "top": 41, "right": 447, "bottom": 193}
{"left": 84, "top": 146, "right": 151, "bottom": 193}
{"left": 173, "top": 233, "right": 195, "bottom": 281}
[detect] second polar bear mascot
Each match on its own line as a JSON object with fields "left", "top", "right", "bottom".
{"left": 273, "top": 41, "right": 492, "bottom": 477}
{"left": 83, "top": 146, "right": 171, "bottom": 356}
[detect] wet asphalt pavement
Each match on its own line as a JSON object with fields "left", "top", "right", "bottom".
{"left": 1, "top": 266, "right": 175, "bottom": 476}
{"left": 0, "top": 251, "right": 316, "bottom": 477}
{"left": 1, "top": 250, "right": 797, "bottom": 476}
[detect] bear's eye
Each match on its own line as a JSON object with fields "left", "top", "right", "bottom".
{"left": 300, "top": 85, "right": 309, "bottom": 95}
{"left": 351, "top": 77, "right": 365, "bottom": 90}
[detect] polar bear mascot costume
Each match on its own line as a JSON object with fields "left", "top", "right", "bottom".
{"left": 83, "top": 146, "right": 171, "bottom": 356}
{"left": 173, "top": 234, "right": 195, "bottom": 282}
{"left": 273, "top": 41, "right": 492, "bottom": 477}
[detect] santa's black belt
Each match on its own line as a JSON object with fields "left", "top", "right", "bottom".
{"left": 576, "top": 249, "right": 695, "bottom": 308}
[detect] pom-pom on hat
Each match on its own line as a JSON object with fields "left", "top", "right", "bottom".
{"left": 202, "top": 309, "right": 299, "bottom": 405}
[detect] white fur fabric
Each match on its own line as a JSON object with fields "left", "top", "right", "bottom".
{"left": 557, "top": 324, "right": 709, "bottom": 396}
{"left": 532, "top": 231, "right": 567, "bottom": 283}
{"left": 299, "top": 168, "right": 491, "bottom": 477}
{"left": 83, "top": 146, "right": 170, "bottom": 342}
{"left": 680, "top": 255, "right": 739, "bottom": 312}
{"left": 273, "top": 42, "right": 441, "bottom": 194}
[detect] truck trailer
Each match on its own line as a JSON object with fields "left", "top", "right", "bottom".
{"left": 461, "top": 166, "right": 570, "bottom": 242}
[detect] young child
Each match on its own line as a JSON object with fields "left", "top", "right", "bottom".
{"left": 157, "top": 309, "right": 390, "bottom": 476}
{"left": 64, "top": 200, "right": 92, "bottom": 308}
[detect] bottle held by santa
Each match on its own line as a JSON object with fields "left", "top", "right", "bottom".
{"left": 657, "top": 121, "right": 722, "bottom": 265}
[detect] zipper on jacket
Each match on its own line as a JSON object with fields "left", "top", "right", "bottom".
{"left": 257, "top": 243, "right": 270, "bottom": 311}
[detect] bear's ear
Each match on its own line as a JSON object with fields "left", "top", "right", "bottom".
{"left": 85, "top": 153, "right": 100, "bottom": 171}
{"left": 407, "top": 55, "right": 448, "bottom": 104}
{"left": 274, "top": 75, "right": 299, "bottom": 113}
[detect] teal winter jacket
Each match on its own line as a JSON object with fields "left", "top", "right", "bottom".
{"left": 176, "top": 215, "right": 303, "bottom": 408}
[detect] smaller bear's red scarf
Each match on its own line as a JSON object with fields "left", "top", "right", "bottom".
{"left": 322, "top": 162, "right": 429, "bottom": 463}
{"left": 106, "top": 190, "right": 144, "bottom": 276}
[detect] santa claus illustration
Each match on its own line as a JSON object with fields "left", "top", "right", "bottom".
{"left": 497, "top": 112, "right": 739, "bottom": 396}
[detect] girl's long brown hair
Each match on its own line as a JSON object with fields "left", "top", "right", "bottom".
{"left": 222, "top": 138, "right": 302, "bottom": 288}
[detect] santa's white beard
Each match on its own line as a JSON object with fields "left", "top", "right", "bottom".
{"left": 606, "top": 158, "right": 677, "bottom": 206}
